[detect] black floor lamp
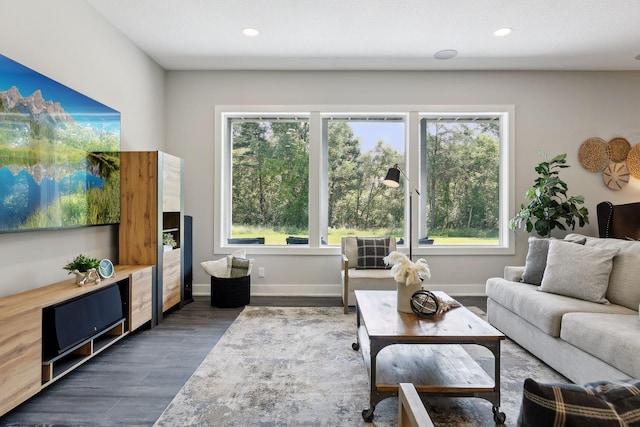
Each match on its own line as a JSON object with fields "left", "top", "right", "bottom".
{"left": 383, "top": 164, "right": 420, "bottom": 260}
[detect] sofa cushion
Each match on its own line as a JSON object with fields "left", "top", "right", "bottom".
{"left": 520, "top": 236, "right": 550, "bottom": 286}
{"left": 540, "top": 240, "right": 618, "bottom": 304}
{"left": 518, "top": 377, "right": 640, "bottom": 427}
{"left": 561, "top": 312, "right": 640, "bottom": 378}
{"left": 356, "top": 237, "right": 391, "bottom": 269}
{"left": 607, "top": 252, "right": 640, "bottom": 310}
{"left": 486, "top": 278, "right": 633, "bottom": 336}
{"left": 521, "top": 236, "right": 586, "bottom": 286}
{"left": 569, "top": 235, "right": 640, "bottom": 311}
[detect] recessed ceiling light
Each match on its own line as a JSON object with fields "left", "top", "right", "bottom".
{"left": 494, "top": 27, "right": 512, "bottom": 36}
{"left": 242, "top": 27, "right": 259, "bottom": 37}
{"left": 434, "top": 49, "right": 458, "bottom": 60}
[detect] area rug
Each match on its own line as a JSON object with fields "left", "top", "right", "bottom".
{"left": 154, "top": 306, "right": 568, "bottom": 426}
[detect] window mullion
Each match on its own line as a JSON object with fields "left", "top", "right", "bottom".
{"left": 407, "top": 111, "right": 421, "bottom": 249}
{"left": 309, "top": 112, "right": 322, "bottom": 247}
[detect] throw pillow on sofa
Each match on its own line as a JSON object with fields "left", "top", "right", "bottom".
{"left": 539, "top": 240, "right": 618, "bottom": 303}
{"left": 518, "top": 378, "right": 640, "bottom": 427}
{"left": 521, "top": 236, "right": 586, "bottom": 286}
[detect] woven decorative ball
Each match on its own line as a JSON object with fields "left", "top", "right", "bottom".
{"left": 627, "top": 144, "right": 640, "bottom": 179}
{"left": 608, "top": 137, "right": 631, "bottom": 162}
{"left": 578, "top": 137, "right": 610, "bottom": 172}
{"left": 603, "top": 162, "right": 630, "bottom": 191}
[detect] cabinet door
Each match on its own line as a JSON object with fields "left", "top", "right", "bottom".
{"left": 162, "top": 249, "right": 182, "bottom": 312}
{"left": 162, "top": 153, "right": 181, "bottom": 212}
{"left": 129, "top": 266, "right": 153, "bottom": 331}
{"left": 120, "top": 151, "right": 159, "bottom": 265}
{"left": 0, "top": 307, "right": 41, "bottom": 417}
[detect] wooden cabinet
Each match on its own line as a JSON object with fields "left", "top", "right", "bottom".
{"left": 0, "top": 265, "right": 152, "bottom": 417}
{"left": 119, "top": 151, "right": 184, "bottom": 323}
{"left": 0, "top": 307, "right": 40, "bottom": 419}
{"left": 129, "top": 266, "right": 154, "bottom": 331}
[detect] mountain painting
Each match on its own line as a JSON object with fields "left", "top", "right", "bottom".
{"left": 0, "top": 54, "right": 120, "bottom": 232}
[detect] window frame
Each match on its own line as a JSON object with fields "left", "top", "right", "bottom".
{"left": 214, "top": 105, "right": 515, "bottom": 256}
{"left": 417, "top": 110, "right": 514, "bottom": 255}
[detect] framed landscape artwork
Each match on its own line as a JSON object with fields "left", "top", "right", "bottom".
{"left": 0, "top": 54, "right": 120, "bottom": 233}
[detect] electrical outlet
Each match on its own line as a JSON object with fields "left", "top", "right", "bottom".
{"left": 258, "top": 267, "right": 265, "bottom": 278}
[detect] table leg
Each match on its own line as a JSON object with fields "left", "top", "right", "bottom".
{"left": 362, "top": 339, "right": 385, "bottom": 421}
{"left": 352, "top": 302, "right": 361, "bottom": 351}
{"left": 487, "top": 340, "right": 506, "bottom": 424}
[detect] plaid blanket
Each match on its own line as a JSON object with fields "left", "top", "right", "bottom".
{"left": 518, "top": 378, "right": 640, "bottom": 427}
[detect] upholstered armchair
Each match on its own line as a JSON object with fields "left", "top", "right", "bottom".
{"left": 341, "top": 236, "right": 397, "bottom": 313}
{"left": 596, "top": 201, "right": 640, "bottom": 240}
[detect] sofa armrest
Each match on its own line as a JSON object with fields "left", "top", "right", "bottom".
{"left": 504, "top": 266, "right": 525, "bottom": 282}
{"left": 341, "top": 254, "right": 349, "bottom": 271}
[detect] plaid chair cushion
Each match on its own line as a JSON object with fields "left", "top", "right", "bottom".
{"left": 356, "top": 237, "right": 391, "bottom": 270}
{"left": 518, "top": 378, "right": 640, "bottom": 427}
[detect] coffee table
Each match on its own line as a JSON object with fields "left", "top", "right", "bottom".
{"left": 352, "top": 290, "right": 506, "bottom": 424}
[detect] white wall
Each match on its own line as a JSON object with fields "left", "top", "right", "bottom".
{"left": 165, "top": 70, "right": 640, "bottom": 297}
{"left": 0, "top": 0, "right": 165, "bottom": 297}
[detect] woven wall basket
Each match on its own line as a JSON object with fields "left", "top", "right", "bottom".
{"left": 627, "top": 144, "right": 640, "bottom": 179}
{"left": 603, "top": 162, "right": 630, "bottom": 191}
{"left": 608, "top": 137, "right": 631, "bottom": 162}
{"left": 578, "top": 137, "right": 610, "bottom": 172}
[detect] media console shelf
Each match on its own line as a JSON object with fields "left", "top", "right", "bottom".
{"left": 0, "top": 265, "right": 153, "bottom": 417}
{"left": 42, "top": 318, "right": 126, "bottom": 385}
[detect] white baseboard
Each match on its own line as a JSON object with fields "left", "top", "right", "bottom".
{"left": 193, "top": 282, "right": 486, "bottom": 297}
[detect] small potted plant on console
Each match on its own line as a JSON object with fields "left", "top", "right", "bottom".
{"left": 63, "top": 254, "right": 101, "bottom": 286}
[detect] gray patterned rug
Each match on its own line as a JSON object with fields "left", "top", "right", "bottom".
{"left": 154, "top": 306, "right": 567, "bottom": 426}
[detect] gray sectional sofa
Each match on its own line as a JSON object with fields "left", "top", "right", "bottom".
{"left": 486, "top": 233, "right": 640, "bottom": 384}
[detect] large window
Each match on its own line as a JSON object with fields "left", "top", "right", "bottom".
{"left": 216, "top": 107, "right": 513, "bottom": 254}
{"left": 419, "top": 116, "right": 501, "bottom": 246}
{"left": 324, "top": 117, "right": 405, "bottom": 245}
{"left": 228, "top": 117, "right": 309, "bottom": 244}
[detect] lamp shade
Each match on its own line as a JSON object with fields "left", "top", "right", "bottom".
{"left": 383, "top": 165, "right": 401, "bottom": 188}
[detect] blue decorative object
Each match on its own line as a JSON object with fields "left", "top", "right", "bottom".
{"left": 98, "top": 259, "right": 114, "bottom": 279}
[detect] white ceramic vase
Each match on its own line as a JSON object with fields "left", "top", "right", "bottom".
{"left": 397, "top": 279, "right": 422, "bottom": 313}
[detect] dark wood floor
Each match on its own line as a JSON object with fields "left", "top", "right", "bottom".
{"left": 0, "top": 295, "right": 485, "bottom": 427}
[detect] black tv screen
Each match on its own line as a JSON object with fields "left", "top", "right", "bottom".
{"left": 0, "top": 54, "right": 120, "bottom": 233}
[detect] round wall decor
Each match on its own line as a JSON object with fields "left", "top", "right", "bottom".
{"left": 608, "top": 137, "right": 631, "bottom": 162}
{"left": 603, "top": 162, "right": 630, "bottom": 190}
{"left": 627, "top": 144, "right": 640, "bottom": 179}
{"left": 578, "top": 137, "right": 610, "bottom": 172}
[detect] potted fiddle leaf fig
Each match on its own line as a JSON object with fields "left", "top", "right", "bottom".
{"left": 510, "top": 152, "right": 589, "bottom": 237}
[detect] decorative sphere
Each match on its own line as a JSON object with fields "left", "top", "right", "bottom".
{"left": 410, "top": 290, "right": 440, "bottom": 318}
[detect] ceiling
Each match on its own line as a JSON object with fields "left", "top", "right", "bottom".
{"left": 86, "top": 0, "right": 640, "bottom": 71}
